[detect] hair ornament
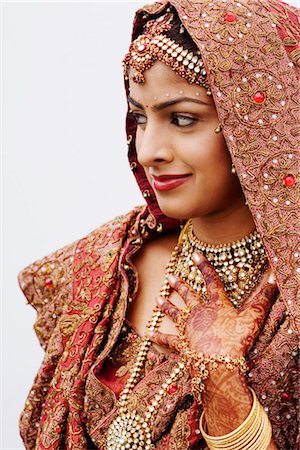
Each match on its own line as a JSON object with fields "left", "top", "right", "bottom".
{"left": 123, "top": 12, "right": 210, "bottom": 91}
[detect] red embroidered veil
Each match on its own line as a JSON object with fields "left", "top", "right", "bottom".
{"left": 18, "top": 0, "right": 299, "bottom": 449}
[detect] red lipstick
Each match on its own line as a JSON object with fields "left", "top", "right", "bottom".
{"left": 152, "top": 174, "right": 191, "bottom": 191}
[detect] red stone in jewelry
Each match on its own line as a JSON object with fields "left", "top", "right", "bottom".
{"left": 45, "top": 279, "right": 54, "bottom": 288}
{"left": 131, "top": 333, "right": 139, "bottom": 340}
{"left": 56, "top": 426, "right": 62, "bottom": 433}
{"left": 281, "top": 392, "right": 293, "bottom": 401}
{"left": 283, "top": 174, "right": 295, "bottom": 187}
{"left": 167, "top": 384, "right": 178, "bottom": 394}
{"left": 253, "top": 92, "right": 265, "bottom": 104}
{"left": 224, "top": 12, "right": 237, "bottom": 22}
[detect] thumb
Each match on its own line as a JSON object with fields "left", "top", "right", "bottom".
{"left": 240, "top": 268, "right": 279, "bottom": 317}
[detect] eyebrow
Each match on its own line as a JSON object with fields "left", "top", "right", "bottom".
{"left": 127, "top": 95, "right": 211, "bottom": 111}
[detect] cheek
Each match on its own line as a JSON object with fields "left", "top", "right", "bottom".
{"left": 188, "top": 134, "right": 231, "bottom": 175}
{"left": 135, "top": 127, "right": 143, "bottom": 153}
{"left": 135, "top": 133, "right": 140, "bottom": 155}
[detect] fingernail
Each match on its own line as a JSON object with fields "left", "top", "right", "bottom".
{"left": 156, "top": 296, "right": 164, "bottom": 306}
{"left": 268, "top": 272, "right": 276, "bottom": 284}
{"left": 192, "top": 252, "right": 204, "bottom": 265}
{"left": 167, "top": 274, "right": 177, "bottom": 285}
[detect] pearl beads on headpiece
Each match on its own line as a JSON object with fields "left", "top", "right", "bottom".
{"left": 123, "top": 12, "right": 211, "bottom": 93}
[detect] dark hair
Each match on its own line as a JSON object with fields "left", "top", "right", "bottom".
{"left": 144, "top": 6, "right": 199, "bottom": 54}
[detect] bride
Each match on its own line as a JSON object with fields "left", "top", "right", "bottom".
{"left": 18, "top": 1, "right": 299, "bottom": 449}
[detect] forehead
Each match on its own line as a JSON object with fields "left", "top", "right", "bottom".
{"left": 128, "top": 61, "right": 212, "bottom": 104}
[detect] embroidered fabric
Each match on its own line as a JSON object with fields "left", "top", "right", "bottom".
{"left": 18, "top": 208, "right": 299, "bottom": 449}
{"left": 17, "top": 0, "right": 300, "bottom": 448}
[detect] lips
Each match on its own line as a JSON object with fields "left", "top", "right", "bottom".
{"left": 153, "top": 174, "right": 190, "bottom": 181}
{"left": 152, "top": 174, "right": 191, "bottom": 191}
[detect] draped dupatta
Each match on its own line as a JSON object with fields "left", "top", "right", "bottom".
{"left": 126, "top": 0, "right": 300, "bottom": 332}
{"left": 18, "top": 207, "right": 149, "bottom": 449}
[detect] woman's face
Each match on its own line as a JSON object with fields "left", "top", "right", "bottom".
{"left": 128, "top": 61, "right": 245, "bottom": 221}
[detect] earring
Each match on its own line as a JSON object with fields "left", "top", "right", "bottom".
{"left": 214, "top": 125, "right": 222, "bottom": 133}
{"left": 231, "top": 164, "right": 237, "bottom": 174}
{"left": 180, "top": 23, "right": 185, "bottom": 34}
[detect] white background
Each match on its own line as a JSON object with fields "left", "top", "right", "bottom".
{"left": 2, "top": 2, "right": 145, "bottom": 449}
{"left": 2, "top": 0, "right": 299, "bottom": 448}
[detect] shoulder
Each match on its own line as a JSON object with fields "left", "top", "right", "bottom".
{"left": 17, "top": 205, "right": 145, "bottom": 347}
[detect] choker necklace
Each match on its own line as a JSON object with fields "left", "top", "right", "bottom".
{"left": 106, "top": 221, "right": 268, "bottom": 450}
{"left": 176, "top": 220, "right": 268, "bottom": 308}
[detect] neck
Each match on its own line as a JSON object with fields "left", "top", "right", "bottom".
{"left": 191, "top": 202, "right": 256, "bottom": 246}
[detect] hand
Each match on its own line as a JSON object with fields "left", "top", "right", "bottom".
{"left": 147, "top": 253, "right": 279, "bottom": 359}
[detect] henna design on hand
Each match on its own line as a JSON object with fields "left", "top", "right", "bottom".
{"left": 151, "top": 253, "right": 279, "bottom": 360}
{"left": 148, "top": 253, "right": 279, "bottom": 444}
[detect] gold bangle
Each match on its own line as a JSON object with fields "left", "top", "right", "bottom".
{"left": 200, "top": 388, "right": 258, "bottom": 443}
{"left": 257, "top": 410, "right": 272, "bottom": 450}
{"left": 200, "top": 398, "right": 272, "bottom": 450}
{"left": 199, "top": 388, "right": 272, "bottom": 450}
{"left": 213, "top": 404, "right": 261, "bottom": 449}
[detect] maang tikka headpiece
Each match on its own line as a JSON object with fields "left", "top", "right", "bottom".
{"left": 123, "top": 12, "right": 211, "bottom": 94}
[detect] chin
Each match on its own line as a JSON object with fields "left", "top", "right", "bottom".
{"left": 156, "top": 199, "right": 202, "bottom": 221}
{"left": 155, "top": 192, "right": 227, "bottom": 220}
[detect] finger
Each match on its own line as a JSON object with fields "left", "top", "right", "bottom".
{"left": 156, "top": 296, "right": 181, "bottom": 323}
{"left": 166, "top": 274, "right": 201, "bottom": 309}
{"left": 146, "top": 330, "right": 180, "bottom": 352}
{"left": 192, "top": 252, "right": 232, "bottom": 308}
{"left": 240, "top": 269, "right": 279, "bottom": 321}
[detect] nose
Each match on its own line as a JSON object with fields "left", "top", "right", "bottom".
{"left": 136, "top": 122, "right": 173, "bottom": 168}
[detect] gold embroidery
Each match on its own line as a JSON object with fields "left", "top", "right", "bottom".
{"left": 169, "top": 410, "right": 191, "bottom": 450}
{"left": 59, "top": 315, "right": 81, "bottom": 337}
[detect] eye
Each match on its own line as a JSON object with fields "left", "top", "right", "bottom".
{"left": 130, "top": 112, "right": 147, "bottom": 125}
{"left": 172, "top": 114, "right": 197, "bottom": 127}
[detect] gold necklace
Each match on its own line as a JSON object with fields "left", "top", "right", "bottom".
{"left": 106, "top": 245, "right": 181, "bottom": 450}
{"left": 106, "top": 223, "right": 267, "bottom": 449}
{"left": 177, "top": 220, "right": 268, "bottom": 308}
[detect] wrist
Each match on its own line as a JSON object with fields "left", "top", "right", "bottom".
{"left": 203, "top": 365, "right": 250, "bottom": 397}
{"left": 201, "top": 366, "right": 253, "bottom": 435}
{"left": 199, "top": 388, "right": 273, "bottom": 448}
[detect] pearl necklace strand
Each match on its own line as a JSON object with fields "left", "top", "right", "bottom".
{"left": 106, "top": 223, "right": 267, "bottom": 450}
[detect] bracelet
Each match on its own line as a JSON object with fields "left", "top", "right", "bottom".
{"left": 177, "top": 336, "right": 248, "bottom": 404}
{"left": 177, "top": 335, "right": 248, "bottom": 374}
{"left": 199, "top": 388, "right": 272, "bottom": 449}
{"left": 176, "top": 310, "right": 248, "bottom": 405}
